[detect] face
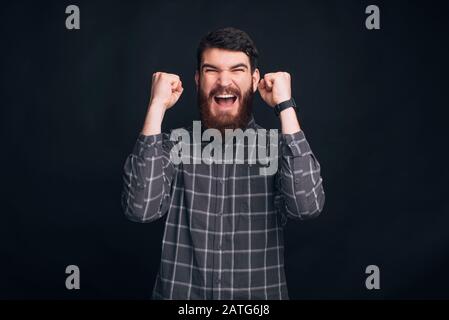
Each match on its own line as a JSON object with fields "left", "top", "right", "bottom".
{"left": 195, "top": 48, "right": 260, "bottom": 134}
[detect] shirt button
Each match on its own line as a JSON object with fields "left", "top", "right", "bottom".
{"left": 294, "top": 178, "right": 300, "bottom": 184}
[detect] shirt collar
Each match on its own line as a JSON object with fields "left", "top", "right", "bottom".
{"left": 182, "top": 113, "right": 258, "bottom": 146}
{"left": 185, "top": 113, "right": 258, "bottom": 133}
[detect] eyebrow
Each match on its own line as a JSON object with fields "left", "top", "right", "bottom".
{"left": 202, "top": 63, "right": 249, "bottom": 70}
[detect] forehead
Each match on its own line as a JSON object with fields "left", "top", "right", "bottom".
{"left": 201, "top": 48, "right": 250, "bottom": 68}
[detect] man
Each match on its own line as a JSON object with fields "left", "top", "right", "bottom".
{"left": 121, "top": 27, "right": 325, "bottom": 300}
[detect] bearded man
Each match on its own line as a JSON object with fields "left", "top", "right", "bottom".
{"left": 121, "top": 27, "right": 325, "bottom": 300}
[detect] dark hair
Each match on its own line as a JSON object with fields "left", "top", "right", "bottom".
{"left": 196, "top": 27, "right": 259, "bottom": 73}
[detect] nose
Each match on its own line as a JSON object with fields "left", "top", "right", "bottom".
{"left": 217, "top": 71, "right": 233, "bottom": 87}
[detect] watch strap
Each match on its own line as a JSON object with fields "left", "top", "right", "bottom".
{"left": 274, "top": 98, "right": 296, "bottom": 116}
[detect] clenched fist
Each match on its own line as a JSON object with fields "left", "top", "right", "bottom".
{"left": 258, "top": 72, "right": 292, "bottom": 107}
{"left": 149, "top": 72, "right": 184, "bottom": 110}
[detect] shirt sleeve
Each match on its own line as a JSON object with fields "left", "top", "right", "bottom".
{"left": 276, "top": 130, "right": 325, "bottom": 221}
{"left": 121, "top": 132, "right": 176, "bottom": 223}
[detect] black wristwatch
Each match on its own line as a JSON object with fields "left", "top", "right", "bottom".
{"left": 274, "top": 98, "right": 296, "bottom": 116}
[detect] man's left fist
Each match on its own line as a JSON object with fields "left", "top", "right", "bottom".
{"left": 258, "top": 72, "right": 292, "bottom": 107}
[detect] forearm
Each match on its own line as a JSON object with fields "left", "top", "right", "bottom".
{"left": 279, "top": 107, "right": 301, "bottom": 134}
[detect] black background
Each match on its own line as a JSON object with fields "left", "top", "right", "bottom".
{"left": 1, "top": 0, "right": 448, "bottom": 299}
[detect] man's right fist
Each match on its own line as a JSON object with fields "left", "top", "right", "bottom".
{"left": 149, "top": 72, "right": 184, "bottom": 110}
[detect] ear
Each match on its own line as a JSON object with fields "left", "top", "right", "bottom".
{"left": 194, "top": 70, "right": 199, "bottom": 89}
{"left": 252, "top": 68, "right": 260, "bottom": 93}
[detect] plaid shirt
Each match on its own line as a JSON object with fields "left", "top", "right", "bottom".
{"left": 121, "top": 114, "right": 325, "bottom": 300}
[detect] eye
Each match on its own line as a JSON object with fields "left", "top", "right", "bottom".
{"left": 205, "top": 69, "right": 217, "bottom": 73}
{"left": 233, "top": 69, "right": 245, "bottom": 72}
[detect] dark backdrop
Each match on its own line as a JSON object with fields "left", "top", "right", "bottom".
{"left": 1, "top": 0, "right": 448, "bottom": 299}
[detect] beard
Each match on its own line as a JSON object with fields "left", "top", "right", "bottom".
{"left": 197, "top": 81, "right": 254, "bottom": 136}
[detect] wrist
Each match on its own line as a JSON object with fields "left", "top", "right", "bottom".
{"left": 148, "top": 100, "right": 168, "bottom": 112}
{"left": 274, "top": 97, "right": 296, "bottom": 117}
{"left": 274, "top": 95, "right": 292, "bottom": 105}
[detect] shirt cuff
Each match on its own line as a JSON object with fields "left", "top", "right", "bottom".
{"left": 132, "top": 133, "right": 163, "bottom": 157}
{"left": 280, "top": 130, "right": 312, "bottom": 157}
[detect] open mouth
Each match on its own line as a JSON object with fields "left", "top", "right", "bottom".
{"left": 213, "top": 94, "right": 238, "bottom": 108}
